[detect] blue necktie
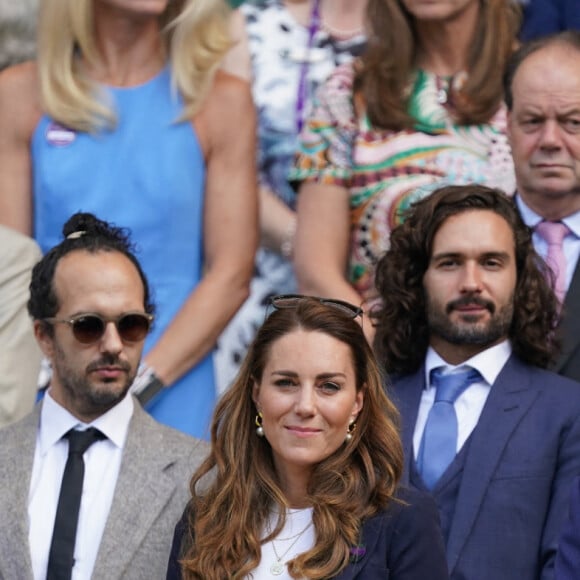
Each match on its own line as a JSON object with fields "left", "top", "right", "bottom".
{"left": 418, "top": 367, "right": 481, "bottom": 490}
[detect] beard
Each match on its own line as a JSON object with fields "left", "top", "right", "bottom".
{"left": 427, "top": 293, "right": 514, "bottom": 347}
{"left": 53, "top": 345, "right": 136, "bottom": 417}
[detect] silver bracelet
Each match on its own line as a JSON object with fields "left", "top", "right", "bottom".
{"left": 131, "top": 363, "right": 165, "bottom": 405}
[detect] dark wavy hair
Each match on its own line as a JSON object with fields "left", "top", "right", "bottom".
{"left": 181, "top": 298, "right": 403, "bottom": 579}
{"left": 28, "top": 212, "right": 154, "bottom": 330}
{"left": 504, "top": 30, "right": 580, "bottom": 111}
{"left": 373, "top": 185, "right": 559, "bottom": 375}
{"left": 355, "top": 0, "right": 520, "bottom": 130}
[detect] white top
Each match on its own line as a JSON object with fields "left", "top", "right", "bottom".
{"left": 248, "top": 507, "right": 315, "bottom": 580}
{"left": 517, "top": 194, "right": 580, "bottom": 292}
{"left": 28, "top": 390, "right": 133, "bottom": 580}
{"left": 413, "top": 341, "right": 512, "bottom": 458}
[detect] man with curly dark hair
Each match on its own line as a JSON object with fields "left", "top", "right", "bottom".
{"left": 373, "top": 184, "right": 580, "bottom": 580}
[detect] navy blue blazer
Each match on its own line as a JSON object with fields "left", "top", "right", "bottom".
{"left": 166, "top": 487, "right": 449, "bottom": 579}
{"left": 392, "top": 355, "right": 580, "bottom": 580}
{"left": 520, "top": 0, "right": 580, "bottom": 41}
{"left": 555, "top": 476, "right": 580, "bottom": 579}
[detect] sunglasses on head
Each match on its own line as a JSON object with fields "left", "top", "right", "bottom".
{"left": 269, "top": 294, "right": 363, "bottom": 318}
{"left": 43, "top": 312, "right": 154, "bottom": 344}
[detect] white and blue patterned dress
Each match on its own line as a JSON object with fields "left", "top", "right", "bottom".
{"left": 215, "top": 0, "right": 366, "bottom": 391}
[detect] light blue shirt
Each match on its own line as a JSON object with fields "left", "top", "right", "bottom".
{"left": 413, "top": 341, "right": 512, "bottom": 458}
{"left": 516, "top": 195, "right": 580, "bottom": 292}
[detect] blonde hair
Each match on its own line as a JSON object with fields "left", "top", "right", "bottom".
{"left": 37, "top": 0, "right": 231, "bottom": 132}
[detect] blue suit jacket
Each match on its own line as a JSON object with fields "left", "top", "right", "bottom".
{"left": 555, "top": 476, "right": 580, "bottom": 579}
{"left": 166, "top": 487, "right": 449, "bottom": 579}
{"left": 520, "top": 0, "right": 580, "bottom": 40}
{"left": 392, "top": 355, "right": 580, "bottom": 580}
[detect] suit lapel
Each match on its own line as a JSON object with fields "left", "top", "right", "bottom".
{"left": 390, "top": 369, "right": 425, "bottom": 484}
{"left": 555, "top": 260, "right": 580, "bottom": 372}
{"left": 0, "top": 408, "right": 39, "bottom": 579}
{"left": 92, "top": 405, "right": 182, "bottom": 578}
{"left": 333, "top": 513, "right": 384, "bottom": 580}
{"left": 446, "top": 357, "right": 539, "bottom": 574}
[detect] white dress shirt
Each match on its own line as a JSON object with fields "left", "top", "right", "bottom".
{"left": 249, "top": 507, "right": 315, "bottom": 580}
{"left": 517, "top": 195, "right": 580, "bottom": 292}
{"left": 412, "top": 341, "right": 512, "bottom": 459}
{"left": 28, "top": 390, "right": 133, "bottom": 580}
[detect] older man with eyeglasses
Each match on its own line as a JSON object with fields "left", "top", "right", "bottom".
{"left": 0, "top": 212, "right": 208, "bottom": 580}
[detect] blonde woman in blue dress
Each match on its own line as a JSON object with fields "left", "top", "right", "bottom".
{"left": 0, "top": 0, "right": 258, "bottom": 438}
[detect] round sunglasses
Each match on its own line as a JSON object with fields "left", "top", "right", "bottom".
{"left": 43, "top": 312, "right": 153, "bottom": 344}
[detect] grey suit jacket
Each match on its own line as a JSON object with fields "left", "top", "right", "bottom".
{"left": 0, "top": 400, "right": 208, "bottom": 580}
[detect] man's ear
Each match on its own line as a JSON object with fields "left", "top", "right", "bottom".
{"left": 34, "top": 320, "right": 55, "bottom": 360}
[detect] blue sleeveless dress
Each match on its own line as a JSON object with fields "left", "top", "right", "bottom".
{"left": 32, "top": 67, "right": 215, "bottom": 439}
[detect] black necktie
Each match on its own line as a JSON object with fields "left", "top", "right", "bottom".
{"left": 47, "top": 427, "right": 105, "bottom": 580}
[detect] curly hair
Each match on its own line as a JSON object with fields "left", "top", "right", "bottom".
{"left": 373, "top": 185, "right": 559, "bottom": 375}
{"left": 28, "top": 212, "right": 154, "bottom": 328}
{"left": 355, "top": 0, "right": 520, "bottom": 130}
{"left": 180, "top": 298, "right": 403, "bottom": 579}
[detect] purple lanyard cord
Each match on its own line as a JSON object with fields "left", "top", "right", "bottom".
{"left": 295, "top": 0, "right": 321, "bottom": 134}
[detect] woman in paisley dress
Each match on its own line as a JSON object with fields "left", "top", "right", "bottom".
{"left": 216, "top": 0, "right": 368, "bottom": 392}
{"left": 291, "top": 0, "right": 521, "bottom": 338}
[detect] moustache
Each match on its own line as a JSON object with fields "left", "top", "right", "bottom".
{"left": 446, "top": 295, "right": 495, "bottom": 314}
{"left": 86, "top": 356, "right": 131, "bottom": 374}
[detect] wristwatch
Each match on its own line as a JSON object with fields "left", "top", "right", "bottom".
{"left": 131, "top": 364, "right": 166, "bottom": 406}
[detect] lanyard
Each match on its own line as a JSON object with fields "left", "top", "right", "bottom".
{"left": 295, "top": 0, "right": 321, "bottom": 134}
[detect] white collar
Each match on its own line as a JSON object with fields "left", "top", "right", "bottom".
{"left": 424, "top": 340, "right": 512, "bottom": 389}
{"left": 38, "top": 389, "right": 134, "bottom": 456}
{"left": 516, "top": 194, "right": 580, "bottom": 239}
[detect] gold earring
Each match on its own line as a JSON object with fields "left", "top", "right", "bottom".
{"left": 255, "top": 412, "right": 264, "bottom": 437}
{"left": 345, "top": 419, "right": 356, "bottom": 442}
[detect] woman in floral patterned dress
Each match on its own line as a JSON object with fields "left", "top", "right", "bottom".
{"left": 291, "top": 0, "right": 521, "bottom": 338}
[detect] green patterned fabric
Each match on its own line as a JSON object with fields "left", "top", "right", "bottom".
{"left": 291, "top": 63, "right": 516, "bottom": 300}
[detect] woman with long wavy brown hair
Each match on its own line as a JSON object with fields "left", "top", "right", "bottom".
{"left": 166, "top": 295, "right": 448, "bottom": 579}
{"left": 291, "top": 0, "right": 521, "bottom": 340}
